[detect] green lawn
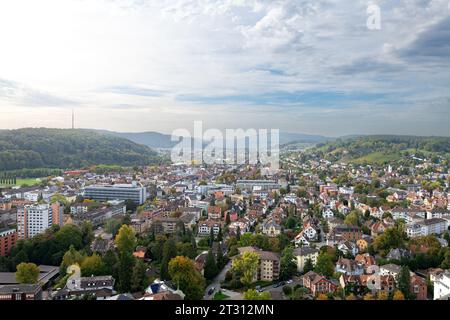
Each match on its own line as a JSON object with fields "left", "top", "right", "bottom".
{"left": 213, "top": 291, "right": 230, "bottom": 300}
{"left": 0, "top": 178, "right": 42, "bottom": 187}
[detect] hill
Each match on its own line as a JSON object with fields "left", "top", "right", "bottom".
{"left": 309, "top": 135, "right": 450, "bottom": 165}
{"left": 0, "top": 128, "right": 161, "bottom": 171}
{"left": 98, "top": 130, "right": 331, "bottom": 149}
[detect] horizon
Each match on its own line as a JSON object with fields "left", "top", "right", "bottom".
{"left": 1, "top": 126, "right": 450, "bottom": 139}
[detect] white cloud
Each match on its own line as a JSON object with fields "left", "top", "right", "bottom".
{"left": 0, "top": 0, "right": 449, "bottom": 136}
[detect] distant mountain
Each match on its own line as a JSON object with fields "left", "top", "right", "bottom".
{"left": 308, "top": 135, "right": 450, "bottom": 164}
{"left": 97, "top": 130, "right": 177, "bottom": 149}
{"left": 97, "top": 130, "right": 331, "bottom": 149}
{"left": 0, "top": 128, "right": 162, "bottom": 171}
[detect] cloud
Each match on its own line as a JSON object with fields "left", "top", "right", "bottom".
{"left": 0, "top": 78, "right": 76, "bottom": 107}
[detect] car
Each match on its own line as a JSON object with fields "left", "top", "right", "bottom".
{"left": 286, "top": 280, "right": 293, "bottom": 284}
{"left": 273, "top": 283, "right": 281, "bottom": 288}
{"left": 208, "top": 287, "right": 215, "bottom": 295}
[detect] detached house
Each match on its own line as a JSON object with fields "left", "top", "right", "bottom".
{"left": 302, "top": 271, "right": 338, "bottom": 295}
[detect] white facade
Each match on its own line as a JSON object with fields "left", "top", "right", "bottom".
{"left": 17, "top": 204, "right": 53, "bottom": 239}
{"left": 434, "top": 272, "right": 450, "bottom": 300}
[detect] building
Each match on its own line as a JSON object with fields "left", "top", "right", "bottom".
{"left": 407, "top": 218, "right": 448, "bottom": 238}
{"left": 84, "top": 182, "right": 146, "bottom": 205}
{"left": 236, "top": 180, "right": 280, "bottom": 191}
{"left": 434, "top": 271, "right": 450, "bottom": 300}
{"left": 410, "top": 274, "right": 427, "bottom": 300}
{"left": 17, "top": 204, "right": 60, "bottom": 239}
{"left": 293, "top": 246, "right": 319, "bottom": 272}
{"left": 262, "top": 220, "right": 281, "bottom": 237}
{"left": 0, "top": 284, "right": 42, "bottom": 300}
{"left": 0, "top": 228, "right": 17, "bottom": 256}
{"left": 302, "top": 271, "right": 338, "bottom": 295}
{"left": 152, "top": 217, "right": 179, "bottom": 235}
{"left": 198, "top": 220, "right": 221, "bottom": 237}
{"left": 331, "top": 225, "right": 363, "bottom": 242}
{"left": 238, "top": 247, "right": 280, "bottom": 282}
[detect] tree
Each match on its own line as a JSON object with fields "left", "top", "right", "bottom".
{"left": 363, "top": 293, "right": 375, "bottom": 300}
{"left": 393, "top": 290, "right": 405, "bottom": 300}
{"left": 61, "top": 245, "right": 84, "bottom": 275}
{"left": 396, "top": 265, "right": 412, "bottom": 299}
{"left": 168, "top": 256, "right": 205, "bottom": 300}
{"left": 236, "top": 226, "right": 241, "bottom": 241}
{"left": 377, "top": 292, "right": 388, "bottom": 300}
{"left": 115, "top": 225, "right": 137, "bottom": 256}
{"left": 280, "top": 246, "right": 297, "bottom": 280}
{"left": 346, "top": 293, "right": 357, "bottom": 300}
{"left": 209, "top": 227, "right": 215, "bottom": 247}
{"left": 54, "top": 224, "right": 83, "bottom": 251}
{"left": 105, "top": 218, "right": 122, "bottom": 236}
{"left": 344, "top": 211, "right": 360, "bottom": 226}
{"left": 131, "top": 259, "right": 149, "bottom": 292}
{"left": 160, "top": 238, "right": 177, "bottom": 280}
{"left": 115, "top": 225, "right": 137, "bottom": 292}
{"left": 204, "top": 250, "right": 219, "bottom": 280}
{"left": 216, "top": 247, "right": 225, "bottom": 269}
{"left": 373, "top": 226, "right": 407, "bottom": 256}
{"left": 80, "top": 221, "right": 94, "bottom": 248}
{"left": 231, "top": 252, "right": 259, "bottom": 286}
{"left": 15, "top": 263, "right": 40, "bottom": 284}
{"left": 314, "top": 252, "right": 334, "bottom": 277}
{"left": 102, "top": 249, "right": 118, "bottom": 277}
{"left": 81, "top": 253, "right": 105, "bottom": 277}
{"left": 243, "top": 289, "right": 271, "bottom": 300}
{"left": 303, "top": 258, "right": 314, "bottom": 273}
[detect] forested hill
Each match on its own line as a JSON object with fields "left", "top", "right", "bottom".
{"left": 310, "top": 135, "right": 450, "bottom": 164}
{"left": 0, "top": 128, "right": 161, "bottom": 171}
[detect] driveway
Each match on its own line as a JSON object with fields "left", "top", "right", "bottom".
{"left": 203, "top": 260, "right": 232, "bottom": 300}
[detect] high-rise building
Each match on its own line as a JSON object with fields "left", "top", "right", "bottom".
{"left": 83, "top": 182, "right": 147, "bottom": 205}
{"left": 17, "top": 203, "right": 61, "bottom": 239}
{"left": 0, "top": 228, "right": 17, "bottom": 256}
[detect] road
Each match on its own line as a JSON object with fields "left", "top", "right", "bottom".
{"left": 203, "top": 260, "right": 234, "bottom": 300}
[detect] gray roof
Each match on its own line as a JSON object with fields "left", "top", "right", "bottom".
{"left": 293, "top": 246, "right": 319, "bottom": 257}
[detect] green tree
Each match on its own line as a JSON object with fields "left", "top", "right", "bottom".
{"left": 396, "top": 265, "right": 412, "bottom": 299}
{"left": 81, "top": 253, "right": 105, "bottom": 277}
{"left": 280, "top": 246, "right": 297, "bottom": 280}
{"left": 60, "top": 245, "right": 84, "bottom": 275}
{"left": 115, "top": 225, "right": 137, "bottom": 292}
{"left": 131, "top": 259, "right": 149, "bottom": 292}
{"left": 344, "top": 211, "right": 360, "bottom": 226}
{"left": 303, "top": 258, "right": 314, "bottom": 273}
{"left": 160, "top": 238, "right": 177, "bottom": 280}
{"left": 314, "top": 252, "right": 334, "bottom": 277}
{"left": 15, "top": 263, "right": 40, "bottom": 284}
{"left": 204, "top": 250, "right": 219, "bottom": 280}
{"left": 168, "top": 256, "right": 205, "bottom": 300}
{"left": 231, "top": 252, "right": 259, "bottom": 286}
{"left": 115, "top": 225, "right": 137, "bottom": 255}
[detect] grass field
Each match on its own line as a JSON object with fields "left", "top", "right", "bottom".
{"left": 0, "top": 178, "right": 42, "bottom": 187}
{"left": 213, "top": 291, "right": 230, "bottom": 300}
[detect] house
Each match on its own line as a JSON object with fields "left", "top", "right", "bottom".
{"left": 410, "top": 274, "right": 427, "bottom": 300}
{"left": 302, "top": 271, "right": 338, "bottom": 295}
{"left": 379, "top": 264, "right": 402, "bottom": 278}
{"left": 330, "top": 225, "right": 363, "bottom": 242}
{"left": 337, "top": 241, "right": 359, "bottom": 256}
{"left": 371, "top": 220, "right": 388, "bottom": 237}
{"left": 262, "top": 220, "right": 281, "bottom": 237}
{"left": 60, "top": 275, "right": 115, "bottom": 300}
{"left": 354, "top": 253, "right": 376, "bottom": 273}
{"left": 292, "top": 246, "right": 319, "bottom": 273}
{"left": 322, "top": 208, "right": 334, "bottom": 219}
{"left": 294, "top": 233, "right": 310, "bottom": 247}
{"left": 356, "top": 237, "right": 372, "bottom": 252}
{"left": 208, "top": 206, "right": 222, "bottom": 220}
{"left": 386, "top": 248, "right": 411, "bottom": 261}
{"left": 198, "top": 220, "right": 221, "bottom": 236}
{"left": 340, "top": 274, "right": 395, "bottom": 296}
{"left": 335, "top": 258, "right": 364, "bottom": 276}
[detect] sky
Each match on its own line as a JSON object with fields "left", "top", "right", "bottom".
{"left": 0, "top": 0, "right": 449, "bottom": 137}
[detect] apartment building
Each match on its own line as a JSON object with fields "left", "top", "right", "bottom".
{"left": 16, "top": 203, "right": 61, "bottom": 239}
{"left": 0, "top": 228, "right": 17, "bottom": 256}
{"left": 238, "top": 247, "right": 280, "bottom": 282}
{"left": 406, "top": 218, "right": 448, "bottom": 238}
{"left": 293, "top": 246, "right": 319, "bottom": 272}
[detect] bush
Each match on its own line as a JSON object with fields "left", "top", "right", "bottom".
{"left": 283, "top": 285, "right": 292, "bottom": 295}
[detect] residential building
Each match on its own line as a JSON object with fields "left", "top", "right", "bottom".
{"left": 434, "top": 271, "right": 450, "bottom": 300}
{"left": 262, "top": 220, "right": 281, "bottom": 237}
{"left": 303, "top": 271, "right": 338, "bottom": 295}
{"left": 17, "top": 204, "right": 57, "bottom": 239}
{"left": 292, "top": 246, "right": 319, "bottom": 272}
{"left": 238, "top": 247, "right": 280, "bottom": 282}
{"left": 0, "top": 228, "right": 17, "bottom": 257}
{"left": 410, "top": 274, "right": 427, "bottom": 300}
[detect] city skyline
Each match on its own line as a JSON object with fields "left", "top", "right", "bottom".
{"left": 0, "top": 0, "right": 450, "bottom": 136}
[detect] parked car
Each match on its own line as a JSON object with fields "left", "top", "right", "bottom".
{"left": 208, "top": 287, "right": 215, "bottom": 295}
{"left": 286, "top": 280, "right": 293, "bottom": 284}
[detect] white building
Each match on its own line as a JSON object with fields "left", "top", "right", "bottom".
{"left": 407, "top": 218, "right": 448, "bottom": 238}
{"left": 434, "top": 271, "right": 450, "bottom": 300}
{"left": 17, "top": 204, "right": 54, "bottom": 239}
